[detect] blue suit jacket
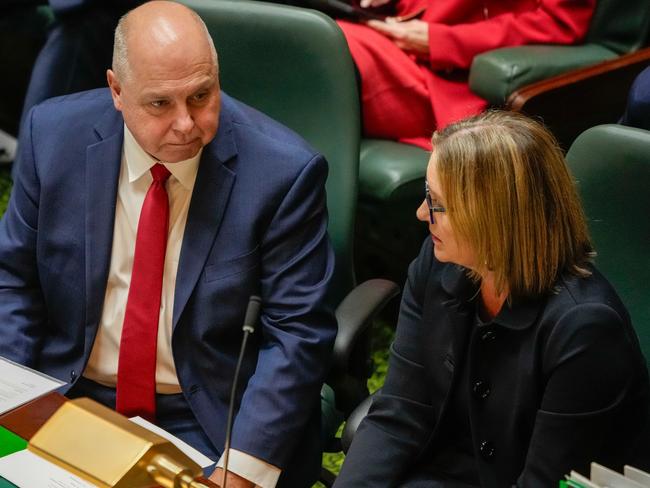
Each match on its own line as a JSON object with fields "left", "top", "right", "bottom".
{"left": 0, "top": 88, "right": 337, "bottom": 484}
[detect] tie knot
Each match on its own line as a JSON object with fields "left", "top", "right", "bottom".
{"left": 150, "top": 163, "right": 171, "bottom": 183}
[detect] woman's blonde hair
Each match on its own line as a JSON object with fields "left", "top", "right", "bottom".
{"left": 432, "top": 111, "right": 594, "bottom": 298}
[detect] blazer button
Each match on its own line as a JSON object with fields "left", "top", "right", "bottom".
{"left": 473, "top": 380, "right": 491, "bottom": 399}
{"left": 70, "top": 370, "right": 77, "bottom": 381}
{"left": 481, "top": 329, "right": 497, "bottom": 342}
{"left": 480, "top": 440, "right": 495, "bottom": 460}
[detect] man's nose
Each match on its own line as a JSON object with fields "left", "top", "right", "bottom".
{"left": 172, "top": 105, "right": 195, "bottom": 134}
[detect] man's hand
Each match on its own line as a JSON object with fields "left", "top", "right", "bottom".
{"left": 366, "top": 19, "right": 429, "bottom": 58}
{"left": 209, "top": 468, "right": 255, "bottom": 488}
{"left": 359, "top": 0, "right": 392, "bottom": 7}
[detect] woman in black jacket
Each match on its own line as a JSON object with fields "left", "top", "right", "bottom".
{"left": 335, "top": 111, "right": 650, "bottom": 487}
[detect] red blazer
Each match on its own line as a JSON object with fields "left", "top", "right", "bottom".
{"left": 340, "top": 0, "right": 596, "bottom": 149}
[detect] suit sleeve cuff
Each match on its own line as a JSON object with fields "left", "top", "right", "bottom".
{"left": 216, "top": 449, "right": 281, "bottom": 488}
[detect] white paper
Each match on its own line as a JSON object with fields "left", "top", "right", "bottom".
{"left": 567, "top": 470, "right": 601, "bottom": 488}
{"left": 591, "top": 462, "right": 647, "bottom": 488}
{"left": 129, "top": 416, "right": 214, "bottom": 468}
{"left": 0, "top": 357, "right": 65, "bottom": 415}
{"left": 625, "top": 466, "right": 650, "bottom": 487}
{"left": 0, "top": 449, "right": 97, "bottom": 488}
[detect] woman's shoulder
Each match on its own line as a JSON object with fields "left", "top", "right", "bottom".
{"left": 539, "top": 265, "right": 641, "bottom": 361}
{"left": 550, "top": 264, "right": 629, "bottom": 322}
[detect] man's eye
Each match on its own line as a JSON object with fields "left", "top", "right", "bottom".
{"left": 150, "top": 100, "right": 167, "bottom": 108}
{"left": 192, "top": 92, "right": 208, "bottom": 102}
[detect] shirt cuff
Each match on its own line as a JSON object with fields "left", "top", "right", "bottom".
{"left": 216, "top": 449, "right": 281, "bottom": 488}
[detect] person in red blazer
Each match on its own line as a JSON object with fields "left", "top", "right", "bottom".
{"left": 338, "top": 0, "right": 596, "bottom": 150}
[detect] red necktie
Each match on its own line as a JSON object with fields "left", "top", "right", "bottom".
{"left": 116, "top": 163, "right": 171, "bottom": 422}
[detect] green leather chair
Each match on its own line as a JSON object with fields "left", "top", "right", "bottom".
{"left": 358, "top": 0, "right": 650, "bottom": 284}
{"left": 471, "top": 0, "right": 650, "bottom": 146}
{"left": 470, "top": 0, "right": 650, "bottom": 107}
{"left": 180, "top": 0, "right": 400, "bottom": 476}
{"left": 566, "top": 124, "right": 650, "bottom": 365}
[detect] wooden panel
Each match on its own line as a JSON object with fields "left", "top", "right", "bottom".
{"left": 0, "top": 392, "right": 66, "bottom": 441}
{"left": 507, "top": 47, "right": 650, "bottom": 149}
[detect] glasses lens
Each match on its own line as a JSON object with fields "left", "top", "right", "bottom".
{"left": 425, "top": 181, "right": 435, "bottom": 224}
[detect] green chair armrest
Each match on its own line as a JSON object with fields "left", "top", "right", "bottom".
{"left": 333, "top": 278, "right": 400, "bottom": 376}
{"left": 469, "top": 44, "right": 618, "bottom": 105}
{"left": 360, "top": 139, "right": 430, "bottom": 202}
{"left": 341, "top": 392, "right": 374, "bottom": 453}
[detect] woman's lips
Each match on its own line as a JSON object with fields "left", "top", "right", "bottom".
{"left": 431, "top": 234, "right": 442, "bottom": 244}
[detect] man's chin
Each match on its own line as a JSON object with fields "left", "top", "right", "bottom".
{"left": 159, "top": 143, "right": 202, "bottom": 163}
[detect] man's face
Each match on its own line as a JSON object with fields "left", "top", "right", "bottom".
{"left": 107, "top": 44, "right": 220, "bottom": 163}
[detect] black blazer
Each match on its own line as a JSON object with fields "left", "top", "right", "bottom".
{"left": 335, "top": 240, "right": 650, "bottom": 487}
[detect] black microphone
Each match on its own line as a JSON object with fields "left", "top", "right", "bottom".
{"left": 222, "top": 296, "right": 261, "bottom": 488}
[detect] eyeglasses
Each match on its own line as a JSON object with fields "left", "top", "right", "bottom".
{"left": 425, "top": 181, "right": 446, "bottom": 224}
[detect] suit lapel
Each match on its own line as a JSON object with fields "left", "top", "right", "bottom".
{"left": 172, "top": 108, "right": 237, "bottom": 328}
{"left": 85, "top": 106, "right": 123, "bottom": 340}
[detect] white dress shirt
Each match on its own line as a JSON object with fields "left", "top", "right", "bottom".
{"left": 83, "top": 125, "right": 280, "bottom": 487}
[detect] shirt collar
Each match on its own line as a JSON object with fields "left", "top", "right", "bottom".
{"left": 440, "top": 263, "right": 543, "bottom": 330}
{"left": 123, "top": 124, "right": 201, "bottom": 190}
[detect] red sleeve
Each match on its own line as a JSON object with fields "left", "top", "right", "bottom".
{"left": 428, "top": 0, "right": 596, "bottom": 70}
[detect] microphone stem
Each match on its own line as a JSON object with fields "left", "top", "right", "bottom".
{"left": 222, "top": 328, "right": 251, "bottom": 488}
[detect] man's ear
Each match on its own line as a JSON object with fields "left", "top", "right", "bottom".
{"left": 107, "top": 69, "right": 123, "bottom": 111}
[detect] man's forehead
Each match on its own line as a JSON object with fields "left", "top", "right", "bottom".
{"left": 126, "top": 38, "right": 217, "bottom": 86}
{"left": 148, "top": 17, "right": 182, "bottom": 46}
{"left": 136, "top": 73, "right": 218, "bottom": 97}
{"left": 126, "top": 6, "right": 214, "bottom": 65}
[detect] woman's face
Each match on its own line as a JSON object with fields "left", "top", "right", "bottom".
{"left": 416, "top": 156, "right": 478, "bottom": 270}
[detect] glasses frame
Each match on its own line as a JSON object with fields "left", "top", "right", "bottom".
{"left": 425, "top": 181, "right": 446, "bottom": 225}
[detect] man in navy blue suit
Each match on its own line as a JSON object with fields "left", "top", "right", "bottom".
{"left": 0, "top": 2, "right": 336, "bottom": 487}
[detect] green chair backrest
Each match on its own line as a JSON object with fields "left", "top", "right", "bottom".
{"left": 566, "top": 124, "right": 650, "bottom": 365}
{"left": 585, "top": 0, "right": 650, "bottom": 53}
{"left": 181, "top": 0, "right": 361, "bottom": 304}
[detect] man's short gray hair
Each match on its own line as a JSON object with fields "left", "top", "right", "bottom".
{"left": 112, "top": 7, "right": 218, "bottom": 82}
{"left": 112, "top": 13, "right": 130, "bottom": 81}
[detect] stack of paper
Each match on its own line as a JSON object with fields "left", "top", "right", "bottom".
{"left": 562, "top": 462, "right": 650, "bottom": 487}
{"left": 0, "top": 356, "right": 65, "bottom": 416}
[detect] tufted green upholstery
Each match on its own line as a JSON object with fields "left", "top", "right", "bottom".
{"left": 359, "top": 139, "right": 431, "bottom": 201}
{"left": 470, "top": 0, "right": 650, "bottom": 104}
{"left": 357, "top": 140, "right": 430, "bottom": 280}
{"left": 469, "top": 44, "right": 618, "bottom": 106}
{"left": 566, "top": 124, "right": 650, "bottom": 365}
